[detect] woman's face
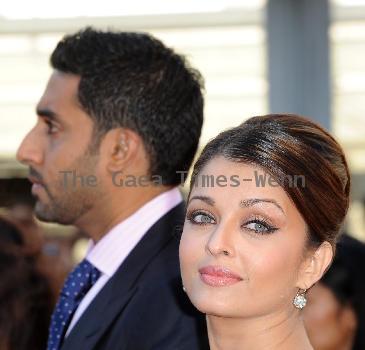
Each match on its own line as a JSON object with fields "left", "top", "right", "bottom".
{"left": 179, "top": 157, "right": 312, "bottom": 318}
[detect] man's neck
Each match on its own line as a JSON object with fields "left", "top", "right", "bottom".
{"left": 75, "top": 184, "right": 174, "bottom": 242}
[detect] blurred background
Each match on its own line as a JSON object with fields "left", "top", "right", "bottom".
{"left": 0, "top": 0, "right": 364, "bottom": 288}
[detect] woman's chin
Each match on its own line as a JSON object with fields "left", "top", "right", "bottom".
{"left": 190, "top": 296, "right": 239, "bottom": 318}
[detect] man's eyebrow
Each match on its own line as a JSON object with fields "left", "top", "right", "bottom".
{"left": 240, "top": 198, "right": 284, "bottom": 214}
{"left": 36, "top": 108, "right": 61, "bottom": 121}
{"left": 188, "top": 195, "right": 215, "bottom": 206}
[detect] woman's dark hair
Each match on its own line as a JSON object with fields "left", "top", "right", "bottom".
{"left": 50, "top": 27, "right": 204, "bottom": 185}
{"left": 0, "top": 216, "right": 52, "bottom": 350}
{"left": 190, "top": 114, "right": 350, "bottom": 249}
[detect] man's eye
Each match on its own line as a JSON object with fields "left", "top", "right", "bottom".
{"left": 187, "top": 211, "right": 215, "bottom": 225}
{"left": 45, "top": 121, "right": 58, "bottom": 134}
{"left": 244, "top": 220, "right": 278, "bottom": 234}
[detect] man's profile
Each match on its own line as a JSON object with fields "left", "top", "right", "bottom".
{"left": 17, "top": 27, "right": 208, "bottom": 350}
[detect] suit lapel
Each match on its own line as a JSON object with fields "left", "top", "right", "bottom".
{"left": 61, "top": 202, "right": 185, "bottom": 349}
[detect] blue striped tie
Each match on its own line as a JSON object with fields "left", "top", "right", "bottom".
{"left": 47, "top": 259, "right": 101, "bottom": 350}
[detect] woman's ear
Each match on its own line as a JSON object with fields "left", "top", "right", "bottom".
{"left": 297, "top": 241, "right": 334, "bottom": 290}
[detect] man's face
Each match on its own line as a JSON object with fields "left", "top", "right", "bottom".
{"left": 17, "top": 71, "right": 104, "bottom": 225}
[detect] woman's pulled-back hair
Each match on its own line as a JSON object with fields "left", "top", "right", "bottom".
{"left": 190, "top": 114, "right": 350, "bottom": 249}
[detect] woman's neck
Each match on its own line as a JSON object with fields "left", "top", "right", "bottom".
{"left": 207, "top": 309, "right": 313, "bottom": 350}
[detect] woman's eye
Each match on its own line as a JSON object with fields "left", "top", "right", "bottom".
{"left": 244, "top": 220, "right": 278, "bottom": 234}
{"left": 187, "top": 211, "right": 215, "bottom": 225}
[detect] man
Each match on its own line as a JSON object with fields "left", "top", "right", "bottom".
{"left": 17, "top": 27, "right": 208, "bottom": 350}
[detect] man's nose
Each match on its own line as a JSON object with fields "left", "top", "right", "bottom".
{"left": 16, "top": 128, "right": 43, "bottom": 166}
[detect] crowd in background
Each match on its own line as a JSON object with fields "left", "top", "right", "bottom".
{"left": 0, "top": 207, "right": 82, "bottom": 350}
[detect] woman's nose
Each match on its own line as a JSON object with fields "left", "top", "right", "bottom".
{"left": 205, "top": 222, "right": 235, "bottom": 258}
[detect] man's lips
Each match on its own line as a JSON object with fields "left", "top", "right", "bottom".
{"left": 198, "top": 266, "right": 243, "bottom": 287}
{"left": 28, "top": 176, "right": 43, "bottom": 185}
{"left": 28, "top": 176, "right": 45, "bottom": 195}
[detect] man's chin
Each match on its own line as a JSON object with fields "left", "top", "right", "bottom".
{"left": 34, "top": 210, "right": 55, "bottom": 223}
{"left": 34, "top": 202, "right": 58, "bottom": 223}
{"left": 34, "top": 202, "right": 77, "bottom": 225}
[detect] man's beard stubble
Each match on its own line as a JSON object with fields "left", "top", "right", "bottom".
{"left": 31, "top": 150, "right": 102, "bottom": 225}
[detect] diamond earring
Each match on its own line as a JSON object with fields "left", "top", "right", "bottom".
{"left": 293, "top": 289, "right": 307, "bottom": 309}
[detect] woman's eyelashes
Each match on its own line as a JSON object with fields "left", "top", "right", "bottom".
{"left": 186, "top": 210, "right": 216, "bottom": 225}
{"left": 242, "top": 218, "right": 278, "bottom": 235}
{"left": 186, "top": 209, "right": 279, "bottom": 235}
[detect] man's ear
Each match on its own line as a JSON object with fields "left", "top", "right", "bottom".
{"left": 297, "top": 241, "right": 333, "bottom": 290}
{"left": 104, "top": 128, "right": 141, "bottom": 173}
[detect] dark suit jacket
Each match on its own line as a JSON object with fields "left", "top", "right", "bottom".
{"left": 61, "top": 202, "right": 209, "bottom": 350}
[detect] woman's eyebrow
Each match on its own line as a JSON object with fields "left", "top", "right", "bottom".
{"left": 188, "top": 195, "right": 215, "bottom": 206}
{"left": 239, "top": 198, "right": 284, "bottom": 214}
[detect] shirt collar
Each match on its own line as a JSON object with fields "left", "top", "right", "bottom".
{"left": 86, "top": 187, "right": 183, "bottom": 276}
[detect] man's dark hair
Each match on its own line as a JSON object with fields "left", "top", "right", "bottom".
{"left": 50, "top": 27, "right": 204, "bottom": 185}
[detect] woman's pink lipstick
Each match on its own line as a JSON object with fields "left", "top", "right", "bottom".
{"left": 199, "top": 266, "right": 243, "bottom": 287}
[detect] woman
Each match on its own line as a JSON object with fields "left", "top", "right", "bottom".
{"left": 0, "top": 215, "right": 53, "bottom": 350}
{"left": 180, "top": 114, "right": 350, "bottom": 350}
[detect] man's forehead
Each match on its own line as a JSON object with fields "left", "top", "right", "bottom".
{"left": 42, "top": 71, "right": 80, "bottom": 100}
{"left": 37, "top": 71, "right": 81, "bottom": 110}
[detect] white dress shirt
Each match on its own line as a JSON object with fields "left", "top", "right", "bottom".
{"left": 65, "top": 187, "right": 183, "bottom": 337}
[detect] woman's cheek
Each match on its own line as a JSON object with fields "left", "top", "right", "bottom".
{"left": 180, "top": 231, "right": 196, "bottom": 278}
{"left": 245, "top": 244, "right": 295, "bottom": 291}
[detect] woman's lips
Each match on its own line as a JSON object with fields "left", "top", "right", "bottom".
{"left": 199, "top": 266, "right": 243, "bottom": 287}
